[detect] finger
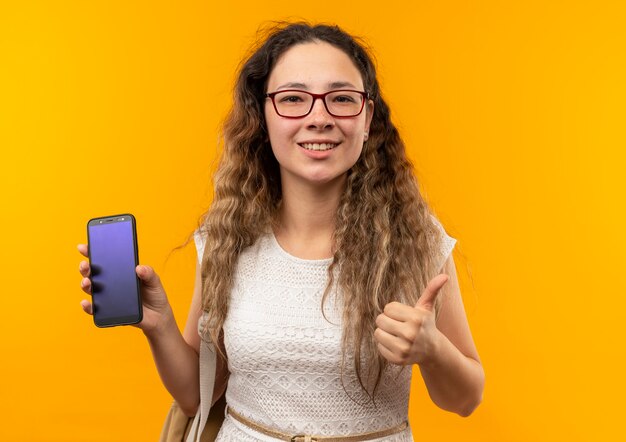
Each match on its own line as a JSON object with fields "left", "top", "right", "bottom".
{"left": 136, "top": 265, "right": 162, "bottom": 289}
{"left": 80, "top": 277, "right": 92, "bottom": 294}
{"left": 80, "top": 300, "right": 93, "bottom": 315}
{"left": 374, "top": 327, "right": 407, "bottom": 353}
{"left": 381, "top": 302, "right": 420, "bottom": 322}
{"left": 77, "top": 244, "right": 88, "bottom": 257}
{"left": 376, "top": 312, "right": 407, "bottom": 337}
{"left": 415, "top": 274, "right": 449, "bottom": 311}
{"left": 376, "top": 341, "right": 404, "bottom": 365}
{"left": 78, "top": 260, "right": 90, "bottom": 277}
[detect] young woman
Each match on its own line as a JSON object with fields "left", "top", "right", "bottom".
{"left": 78, "top": 22, "right": 484, "bottom": 441}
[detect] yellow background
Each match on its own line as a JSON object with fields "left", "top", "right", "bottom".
{"left": 1, "top": 1, "right": 624, "bottom": 440}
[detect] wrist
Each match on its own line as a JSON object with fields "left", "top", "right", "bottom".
{"left": 142, "top": 305, "right": 177, "bottom": 341}
{"left": 418, "top": 328, "right": 446, "bottom": 370}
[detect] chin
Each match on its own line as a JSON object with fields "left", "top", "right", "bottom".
{"left": 303, "top": 171, "right": 348, "bottom": 187}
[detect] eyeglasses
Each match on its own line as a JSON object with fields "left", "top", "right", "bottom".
{"left": 265, "top": 89, "right": 369, "bottom": 118}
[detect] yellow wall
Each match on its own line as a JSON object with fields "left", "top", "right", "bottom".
{"left": 1, "top": 1, "right": 624, "bottom": 440}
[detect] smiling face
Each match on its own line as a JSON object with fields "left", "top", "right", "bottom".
{"left": 264, "top": 41, "right": 374, "bottom": 189}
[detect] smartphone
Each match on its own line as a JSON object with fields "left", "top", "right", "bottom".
{"left": 87, "top": 214, "right": 142, "bottom": 327}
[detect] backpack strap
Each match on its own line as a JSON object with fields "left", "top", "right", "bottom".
{"left": 186, "top": 317, "right": 217, "bottom": 442}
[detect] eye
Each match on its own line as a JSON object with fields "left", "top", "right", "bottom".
{"left": 335, "top": 95, "right": 354, "bottom": 103}
{"left": 279, "top": 95, "right": 304, "bottom": 103}
{"left": 275, "top": 91, "right": 309, "bottom": 104}
{"left": 332, "top": 94, "right": 357, "bottom": 103}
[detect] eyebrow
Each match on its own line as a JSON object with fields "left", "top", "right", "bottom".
{"left": 275, "top": 81, "right": 358, "bottom": 90}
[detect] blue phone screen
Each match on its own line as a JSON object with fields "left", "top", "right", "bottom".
{"left": 88, "top": 217, "right": 141, "bottom": 326}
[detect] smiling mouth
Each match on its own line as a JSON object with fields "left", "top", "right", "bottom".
{"left": 298, "top": 142, "right": 340, "bottom": 151}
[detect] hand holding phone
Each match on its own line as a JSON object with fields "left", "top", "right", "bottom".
{"left": 78, "top": 214, "right": 173, "bottom": 331}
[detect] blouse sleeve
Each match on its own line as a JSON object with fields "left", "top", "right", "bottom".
{"left": 193, "top": 229, "right": 206, "bottom": 266}
{"left": 430, "top": 215, "right": 457, "bottom": 272}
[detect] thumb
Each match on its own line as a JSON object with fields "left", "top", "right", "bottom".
{"left": 136, "top": 265, "right": 162, "bottom": 288}
{"left": 415, "top": 274, "right": 449, "bottom": 312}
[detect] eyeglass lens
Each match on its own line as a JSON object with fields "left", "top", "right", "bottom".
{"left": 273, "top": 90, "right": 364, "bottom": 117}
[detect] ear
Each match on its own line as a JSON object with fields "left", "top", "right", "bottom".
{"left": 364, "top": 99, "right": 374, "bottom": 134}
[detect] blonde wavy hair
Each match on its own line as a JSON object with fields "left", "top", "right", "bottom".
{"left": 198, "top": 22, "right": 445, "bottom": 401}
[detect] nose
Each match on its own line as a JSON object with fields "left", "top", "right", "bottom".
{"left": 307, "top": 97, "right": 335, "bottom": 129}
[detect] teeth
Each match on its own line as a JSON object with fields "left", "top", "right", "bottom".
{"left": 300, "top": 143, "right": 338, "bottom": 151}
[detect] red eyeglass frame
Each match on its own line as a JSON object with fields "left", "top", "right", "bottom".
{"left": 265, "top": 89, "right": 370, "bottom": 118}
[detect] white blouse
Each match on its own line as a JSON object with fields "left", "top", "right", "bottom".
{"left": 193, "top": 219, "right": 456, "bottom": 441}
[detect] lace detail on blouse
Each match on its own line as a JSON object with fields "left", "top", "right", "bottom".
{"left": 194, "top": 217, "right": 456, "bottom": 441}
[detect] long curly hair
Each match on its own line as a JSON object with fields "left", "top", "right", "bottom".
{"left": 198, "top": 21, "right": 445, "bottom": 401}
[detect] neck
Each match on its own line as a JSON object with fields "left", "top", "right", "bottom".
{"left": 274, "top": 174, "right": 346, "bottom": 259}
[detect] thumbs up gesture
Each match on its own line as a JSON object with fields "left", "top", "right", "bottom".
{"left": 374, "top": 274, "right": 449, "bottom": 366}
